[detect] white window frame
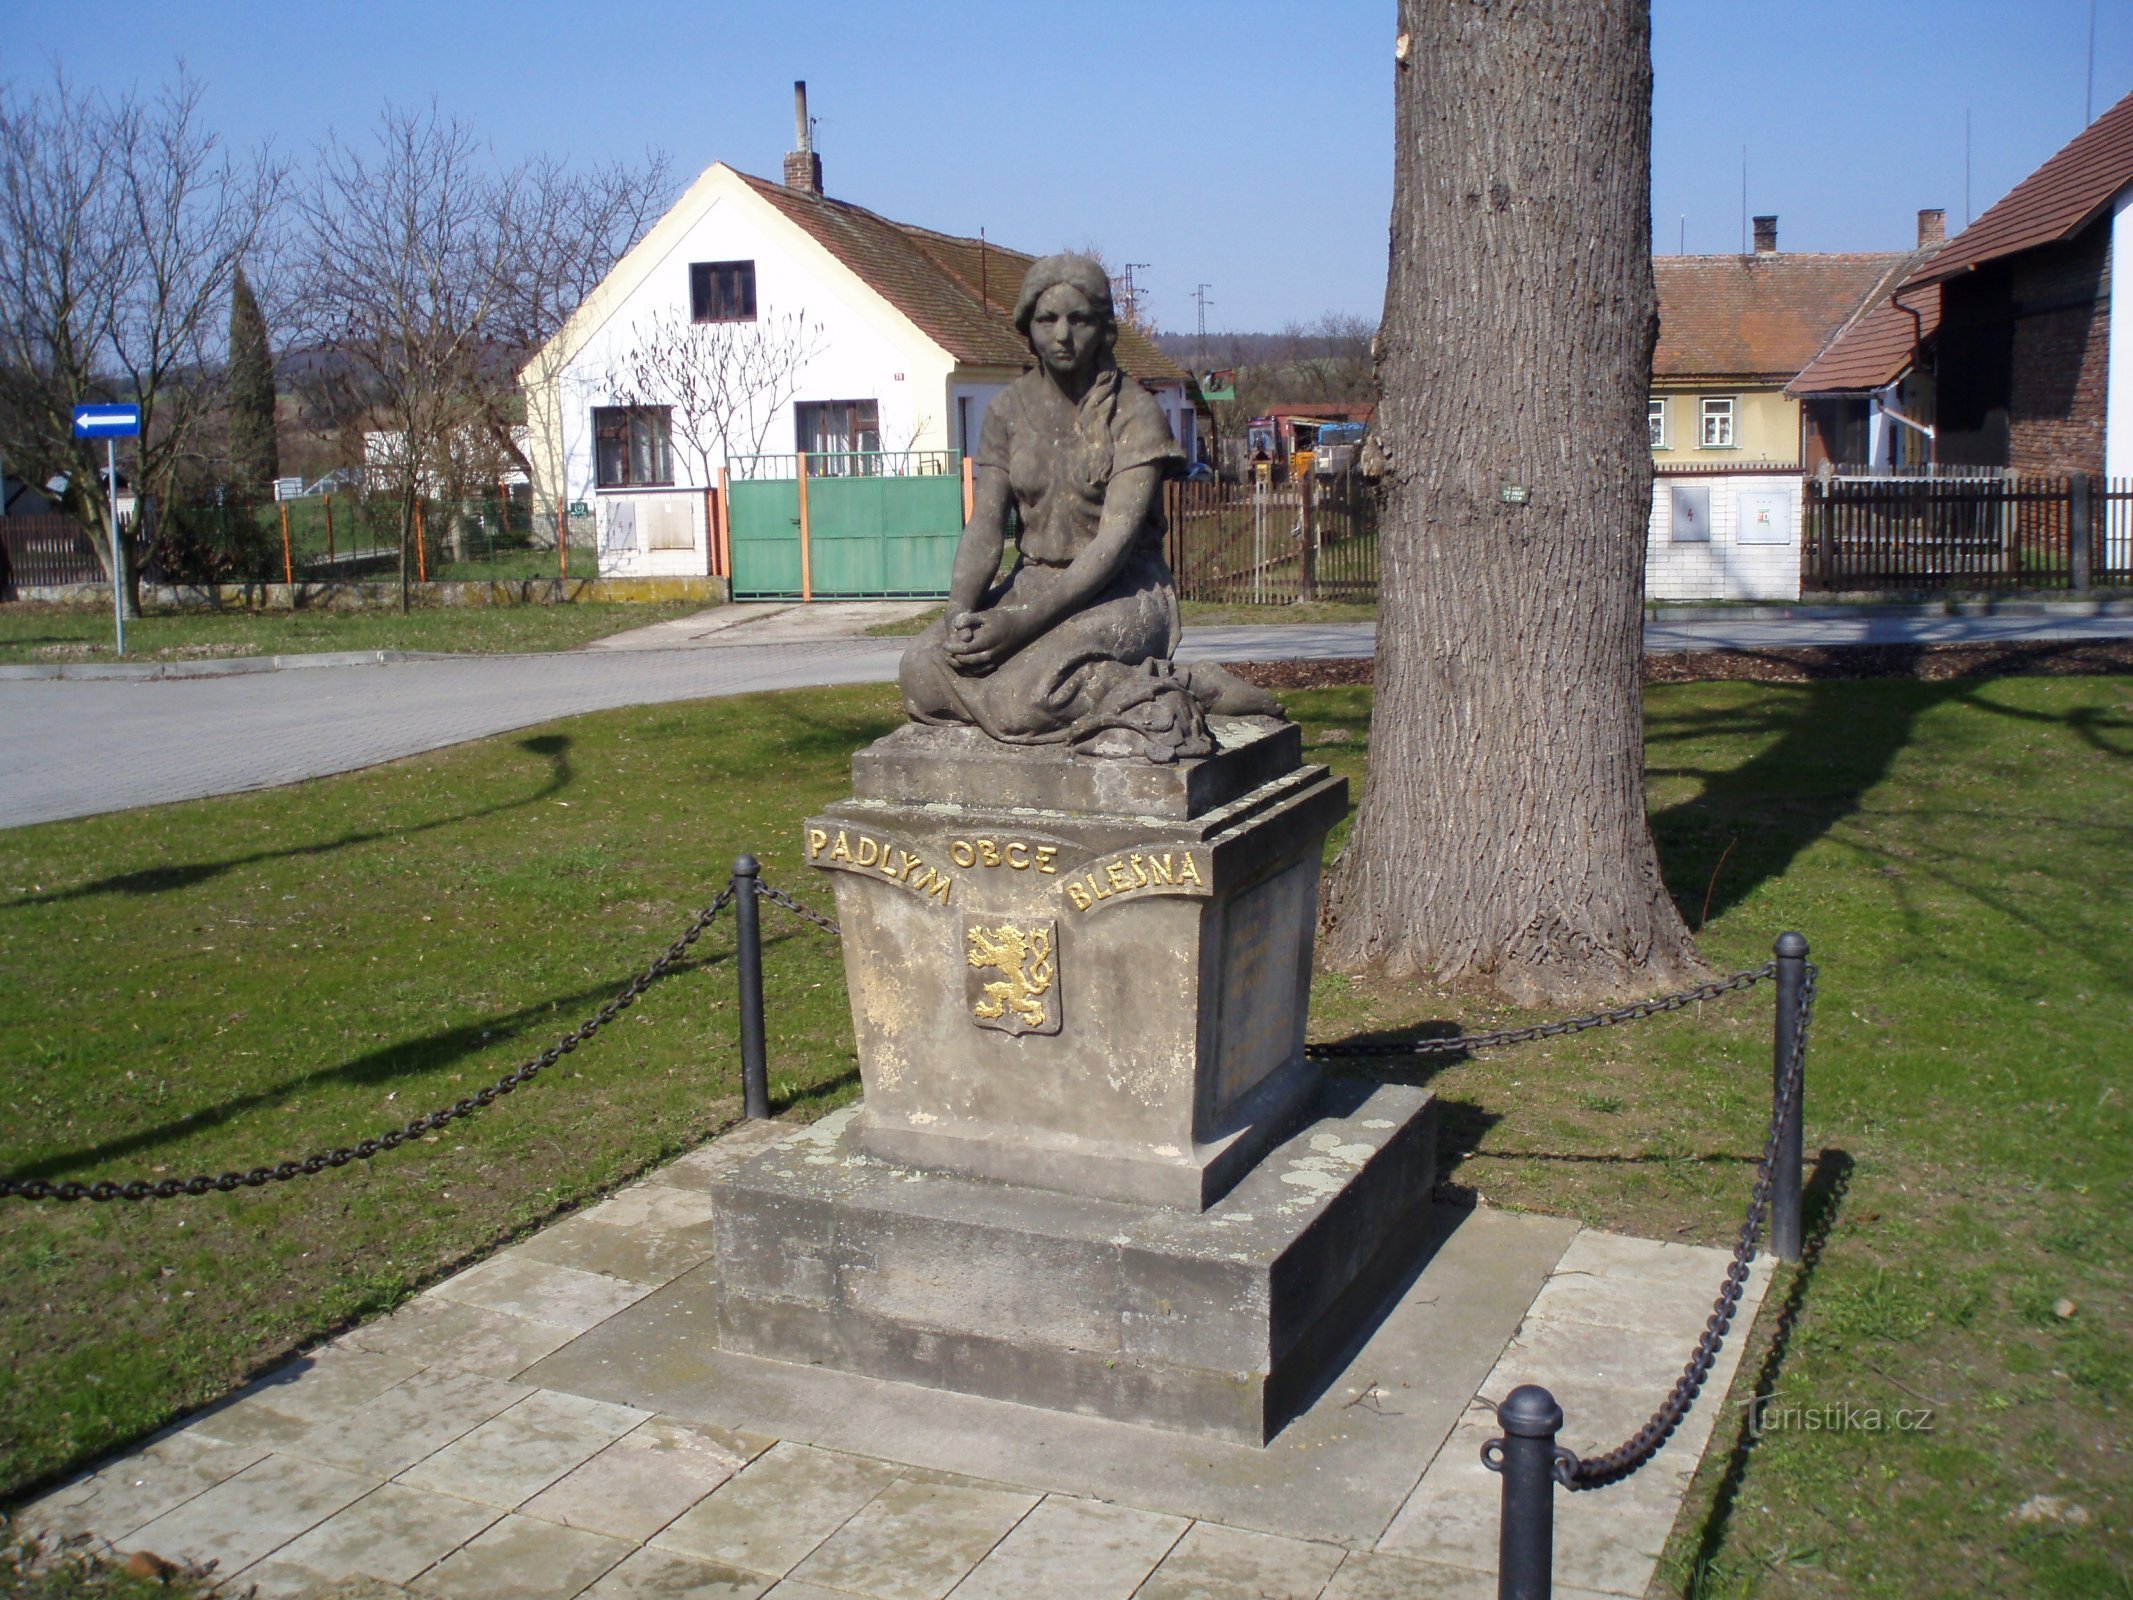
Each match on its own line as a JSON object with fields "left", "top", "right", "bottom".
{"left": 1648, "top": 397, "right": 1669, "bottom": 451}
{"left": 1700, "top": 396, "right": 1737, "bottom": 450}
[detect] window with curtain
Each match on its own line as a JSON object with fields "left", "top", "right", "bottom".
{"left": 592, "top": 407, "right": 674, "bottom": 488}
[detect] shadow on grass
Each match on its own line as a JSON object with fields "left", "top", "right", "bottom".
{"left": 5, "top": 733, "right": 577, "bottom": 909}
{"left": 1650, "top": 660, "right": 2133, "bottom": 928}
{"left": 1680, "top": 1146, "right": 1855, "bottom": 1590}
{"left": 0, "top": 931, "right": 755, "bottom": 1186}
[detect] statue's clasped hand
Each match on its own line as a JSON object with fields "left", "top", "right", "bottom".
{"left": 944, "top": 607, "right": 1032, "bottom": 674}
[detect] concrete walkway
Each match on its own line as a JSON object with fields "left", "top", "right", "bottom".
{"left": 22, "top": 1108, "right": 1771, "bottom": 1600}
{"left": 6, "top": 600, "right": 2130, "bottom": 832}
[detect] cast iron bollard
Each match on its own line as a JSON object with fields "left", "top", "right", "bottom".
{"left": 733, "top": 855, "right": 770, "bottom": 1120}
{"left": 1771, "top": 932, "right": 1809, "bottom": 1263}
{"left": 1485, "top": 1384, "right": 1568, "bottom": 1600}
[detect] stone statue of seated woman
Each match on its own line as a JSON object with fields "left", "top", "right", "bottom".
{"left": 898, "top": 254, "right": 1282, "bottom": 763}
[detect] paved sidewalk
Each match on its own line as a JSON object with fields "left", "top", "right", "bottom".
{"left": 22, "top": 1109, "right": 1771, "bottom": 1600}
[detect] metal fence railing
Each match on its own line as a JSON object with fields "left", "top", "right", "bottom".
{"left": 2, "top": 492, "right": 581, "bottom": 593}
{"left": 727, "top": 449, "right": 962, "bottom": 482}
{"left": 1164, "top": 474, "right": 1380, "bottom": 605}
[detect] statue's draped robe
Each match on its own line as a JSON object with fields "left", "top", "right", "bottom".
{"left": 901, "top": 363, "right": 1222, "bottom": 760}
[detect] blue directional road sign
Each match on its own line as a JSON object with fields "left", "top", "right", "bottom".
{"left": 71, "top": 403, "right": 141, "bottom": 439}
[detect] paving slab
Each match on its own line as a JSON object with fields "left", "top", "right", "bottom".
{"left": 192, "top": 1367, "right": 535, "bottom": 1479}
{"left": 1131, "top": 1521, "right": 1347, "bottom": 1600}
{"left": 947, "top": 1494, "right": 1187, "bottom": 1600}
{"left": 174, "top": 1347, "right": 429, "bottom": 1452}
{"left": 515, "top": 1188, "right": 719, "bottom": 1285}
{"left": 21, "top": 1429, "right": 271, "bottom": 1544}
{"left": 116, "top": 1453, "right": 378, "bottom": 1572}
{"left": 650, "top": 1442, "right": 904, "bottom": 1578}
{"left": 581, "top": 1544, "right": 773, "bottom": 1598}
{"left": 518, "top": 1417, "right": 768, "bottom": 1542}
{"left": 410, "top": 1512, "right": 634, "bottom": 1600}
{"left": 253, "top": 1481, "right": 502, "bottom": 1587}
{"left": 398, "top": 1391, "right": 652, "bottom": 1508}
{"left": 429, "top": 1254, "right": 659, "bottom": 1332}
{"left": 783, "top": 1474, "right": 1037, "bottom": 1599}
{"left": 335, "top": 1294, "right": 581, "bottom": 1379}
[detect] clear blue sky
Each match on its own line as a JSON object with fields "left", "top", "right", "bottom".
{"left": 2, "top": 0, "right": 2122, "bottom": 332}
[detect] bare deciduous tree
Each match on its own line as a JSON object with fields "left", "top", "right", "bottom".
{"left": 1320, "top": 0, "right": 1700, "bottom": 1003}
{"left": 297, "top": 104, "right": 517, "bottom": 608}
{"left": 297, "top": 108, "right": 668, "bottom": 603}
{"left": 606, "top": 307, "right": 824, "bottom": 489}
{"left": 0, "top": 68, "right": 282, "bottom": 611}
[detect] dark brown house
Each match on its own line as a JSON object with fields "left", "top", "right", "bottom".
{"left": 1899, "top": 90, "right": 2133, "bottom": 478}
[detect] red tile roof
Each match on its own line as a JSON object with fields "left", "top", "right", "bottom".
{"left": 738, "top": 174, "right": 1183, "bottom": 385}
{"left": 1787, "top": 250, "right": 1943, "bottom": 395}
{"left": 1905, "top": 89, "right": 2133, "bottom": 288}
{"left": 1654, "top": 252, "right": 1910, "bottom": 383}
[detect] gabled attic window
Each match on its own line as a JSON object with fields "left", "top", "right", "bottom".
{"left": 691, "top": 260, "right": 757, "bottom": 323}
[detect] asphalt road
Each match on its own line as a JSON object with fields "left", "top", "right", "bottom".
{"left": 4, "top": 611, "right": 2129, "bottom": 830}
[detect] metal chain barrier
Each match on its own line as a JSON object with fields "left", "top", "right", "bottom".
{"left": 756, "top": 881, "right": 845, "bottom": 939}
{"left": 1305, "top": 964, "right": 1775, "bottom": 1059}
{"left": 1557, "top": 962, "right": 1818, "bottom": 1491}
{"left": 746, "top": 878, "right": 1775, "bottom": 1064}
{"left": 0, "top": 886, "right": 738, "bottom": 1204}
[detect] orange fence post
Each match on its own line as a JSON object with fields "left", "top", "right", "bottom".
{"left": 279, "top": 501, "right": 294, "bottom": 585}
{"left": 415, "top": 500, "right": 429, "bottom": 583}
{"left": 323, "top": 494, "right": 336, "bottom": 564}
{"left": 716, "top": 466, "right": 732, "bottom": 579}
{"left": 796, "top": 451, "right": 813, "bottom": 603}
{"left": 961, "top": 454, "right": 975, "bottom": 523}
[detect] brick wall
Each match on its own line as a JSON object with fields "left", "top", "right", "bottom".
{"left": 2008, "top": 220, "right": 2111, "bottom": 478}
{"left": 1644, "top": 472, "right": 1802, "bottom": 601}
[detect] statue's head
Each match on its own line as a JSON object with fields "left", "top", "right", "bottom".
{"left": 1013, "top": 254, "right": 1116, "bottom": 381}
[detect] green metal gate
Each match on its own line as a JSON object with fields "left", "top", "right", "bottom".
{"left": 728, "top": 451, "right": 964, "bottom": 601}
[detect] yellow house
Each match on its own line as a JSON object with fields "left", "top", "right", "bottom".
{"left": 1650, "top": 218, "right": 1915, "bottom": 469}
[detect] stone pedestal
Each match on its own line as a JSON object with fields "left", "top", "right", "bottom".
{"left": 799, "top": 718, "right": 1345, "bottom": 1211}
{"left": 709, "top": 716, "right": 1440, "bottom": 1442}
{"left": 713, "top": 1080, "right": 1438, "bottom": 1444}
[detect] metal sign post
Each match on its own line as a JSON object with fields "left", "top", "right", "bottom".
{"left": 71, "top": 404, "right": 141, "bottom": 657}
{"left": 70, "top": 407, "right": 141, "bottom": 657}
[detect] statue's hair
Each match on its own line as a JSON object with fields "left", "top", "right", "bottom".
{"left": 1012, "top": 254, "right": 1116, "bottom": 338}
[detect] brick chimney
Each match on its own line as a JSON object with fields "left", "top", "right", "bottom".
{"left": 1917, "top": 207, "right": 1946, "bottom": 247}
{"left": 1752, "top": 214, "right": 1778, "bottom": 254}
{"left": 783, "top": 81, "right": 822, "bottom": 195}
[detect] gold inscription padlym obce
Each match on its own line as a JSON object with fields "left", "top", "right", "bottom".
{"left": 805, "top": 824, "right": 954, "bottom": 904}
{"left": 964, "top": 916, "right": 1060, "bottom": 1036}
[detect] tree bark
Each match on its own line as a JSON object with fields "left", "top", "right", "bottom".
{"left": 1320, "top": 0, "right": 1700, "bottom": 1004}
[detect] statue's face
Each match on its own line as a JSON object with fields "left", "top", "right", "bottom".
{"left": 1028, "top": 284, "right": 1106, "bottom": 380}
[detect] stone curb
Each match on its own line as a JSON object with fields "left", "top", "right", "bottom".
{"left": 1646, "top": 597, "right": 2133, "bottom": 623}
{"left": 0, "top": 649, "right": 451, "bottom": 681}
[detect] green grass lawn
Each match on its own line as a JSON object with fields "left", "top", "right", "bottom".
{"left": 1, "top": 674, "right": 2128, "bottom": 1597}
{"left": 0, "top": 601, "right": 710, "bottom": 664}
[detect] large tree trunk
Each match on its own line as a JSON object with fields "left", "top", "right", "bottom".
{"left": 1321, "top": 0, "right": 1699, "bottom": 1005}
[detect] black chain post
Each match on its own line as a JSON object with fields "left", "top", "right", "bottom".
{"left": 1484, "top": 1384, "right": 1572, "bottom": 1600}
{"left": 733, "top": 855, "right": 770, "bottom": 1121}
{"left": 1771, "top": 932, "right": 1809, "bottom": 1263}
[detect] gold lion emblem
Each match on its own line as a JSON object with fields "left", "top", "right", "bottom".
{"left": 964, "top": 918, "right": 1058, "bottom": 1035}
